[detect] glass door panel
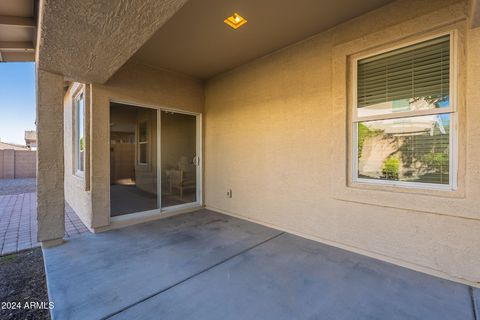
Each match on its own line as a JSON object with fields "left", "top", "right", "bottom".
{"left": 161, "top": 111, "right": 197, "bottom": 208}
{"left": 110, "top": 103, "right": 158, "bottom": 216}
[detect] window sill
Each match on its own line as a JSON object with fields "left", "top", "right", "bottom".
{"left": 331, "top": 181, "right": 476, "bottom": 220}
{"left": 74, "top": 171, "right": 85, "bottom": 179}
{"left": 330, "top": 20, "right": 477, "bottom": 220}
{"left": 348, "top": 180, "right": 464, "bottom": 199}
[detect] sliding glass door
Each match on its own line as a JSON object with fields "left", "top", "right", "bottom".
{"left": 110, "top": 103, "right": 159, "bottom": 216}
{"left": 161, "top": 111, "right": 198, "bottom": 209}
{"left": 109, "top": 103, "right": 200, "bottom": 217}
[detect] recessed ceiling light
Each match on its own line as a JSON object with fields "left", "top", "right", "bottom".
{"left": 224, "top": 13, "right": 247, "bottom": 29}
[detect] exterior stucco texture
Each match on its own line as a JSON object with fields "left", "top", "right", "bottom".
{"left": 89, "top": 61, "right": 204, "bottom": 228}
{"left": 204, "top": 0, "right": 480, "bottom": 285}
{"left": 62, "top": 0, "right": 480, "bottom": 286}
{"left": 37, "top": 0, "right": 189, "bottom": 83}
{"left": 43, "top": 210, "right": 475, "bottom": 320}
{"left": 37, "top": 69, "right": 65, "bottom": 242}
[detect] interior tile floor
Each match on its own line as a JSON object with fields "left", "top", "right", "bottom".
{"left": 110, "top": 184, "right": 196, "bottom": 217}
{"left": 110, "top": 185, "right": 158, "bottom": 216}
{"left": 161, "top": 191, "right": 196, "bottom": 208}
{"left": 43, "top": 209, "right": 478, "bottom": 320}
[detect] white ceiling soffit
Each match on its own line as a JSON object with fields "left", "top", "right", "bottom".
{"left": 0, "top": 0, "right": 36, "bottom": 62}
{"left": 133, "top": 0, "right": 394, "bottom": 79}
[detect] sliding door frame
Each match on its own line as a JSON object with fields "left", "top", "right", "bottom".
{"left": 159, "top": 109, "right": 203, "bottom": 212}
{"left": 109, "top": 99, "right": 203, "bottom": 221}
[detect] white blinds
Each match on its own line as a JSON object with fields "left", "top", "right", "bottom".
{"left": 357, "top": 35, "right": 450, "bottom": 108}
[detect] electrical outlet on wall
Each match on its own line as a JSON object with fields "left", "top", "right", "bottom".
{"left": 226, "top": 189, "right": 232, "bottom": 198}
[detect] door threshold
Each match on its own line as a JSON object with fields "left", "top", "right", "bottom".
{"left": 94, "top": 204, "right": 203, "bottom": 233}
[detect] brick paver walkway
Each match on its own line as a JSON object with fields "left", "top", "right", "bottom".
{"left": 0, "top": 192, "right": 89, "bottom": 256}
{"left": 0, "top": 178, "right": 37, "bottom": 195}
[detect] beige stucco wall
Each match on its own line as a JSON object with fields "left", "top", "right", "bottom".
{"left": 64, "top": 83, "right": 93, "bottom": 229}
{"left": 204, "top": 0, "right": 480, "bottom": 285}
{"left": 63, "top": 0, "right": 479, "bottom": 285}
{"left": 37, "top": 69, "right": 65, "bottom": 242}
{"left": 88, "top": 61, "right": 204, "bottom": 228}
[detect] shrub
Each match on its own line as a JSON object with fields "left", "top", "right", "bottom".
{"left": 358, "top": 123, "right": 381, "bottom": 158}
{"left": 382, "top": 156, "right": 400, "bottom": 180}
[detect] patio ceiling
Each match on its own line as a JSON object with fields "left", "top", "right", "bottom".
{"left": 132, "top": 0, "right": 394, "bottom": 79}
{"left": 34, "top": 0, "right": 395, "bottom": 83}
{"left": 0, "top": 0, "right": 36, "bottom": 62}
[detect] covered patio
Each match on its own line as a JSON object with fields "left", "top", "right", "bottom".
{"left": 27, "top": 0, "right": 480, "bottom": 318}
{"left": 43, "top": 209, "right": 477, "bottom": 320}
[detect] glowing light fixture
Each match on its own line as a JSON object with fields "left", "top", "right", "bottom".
{"left": 224, "top": 13, "right": 247, "bottom": 29}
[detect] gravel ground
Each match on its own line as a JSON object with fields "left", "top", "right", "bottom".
{"left": 0, "top": 248, "right": 50, "bottom": 320}
{"left": 0, "top": 179, "right": 36, "bottom": 195}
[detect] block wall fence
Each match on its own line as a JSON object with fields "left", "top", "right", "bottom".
{"left": 0, "top": 149, "right": 36, "bottom": 179}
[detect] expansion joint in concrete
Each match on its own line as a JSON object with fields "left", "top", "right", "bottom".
{"left": 471, "top": 287, "right": 479, "bottom": 320}
{"left": 101, "top": 232, "right": 286, "bottom": 320}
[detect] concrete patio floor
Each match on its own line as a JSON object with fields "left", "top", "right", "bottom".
{"left": 43, "top": 209, "right": 478, "bottom": 320}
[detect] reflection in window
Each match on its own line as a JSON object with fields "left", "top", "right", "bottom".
{"left": 357, "top": 114, "right": 450, "bottom": 184}
{"left": 74, "top": 93, "right": 85, "bottom": 173}
{"left": 353, "top": 34, "right": 455, "bottom": 189}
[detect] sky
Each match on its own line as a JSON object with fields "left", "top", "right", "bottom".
{"left": 0, "top": 62, "right": 36, "bottom": 145}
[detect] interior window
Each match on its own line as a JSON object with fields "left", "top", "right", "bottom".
{"left": 138, "top": 121, "right": 148, "bottom": 164}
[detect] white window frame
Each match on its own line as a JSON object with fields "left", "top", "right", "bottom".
{"left": 137, "top": 120, "right": 149, "bottom": 166}
{"left": 351, "top": 31, "right": 458, "bottom": 191}
{"left": 73, "top": 91, "right": 85, "bottom": 177}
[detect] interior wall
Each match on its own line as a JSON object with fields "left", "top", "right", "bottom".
{"left": 109, "top": 106, "right": 136, "bottom": 184}
{"left": 90, "top": 60, "right": 204, "bottom": 228}
{"left": 204, "top": 0, "right": 480, "bottom": 285}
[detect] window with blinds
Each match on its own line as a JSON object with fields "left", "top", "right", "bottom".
{"left": 352, "top": 33, "right": 456, "bottom": 189}
{"left": 74, "top": 92, "right": 85, "bottom": 175}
